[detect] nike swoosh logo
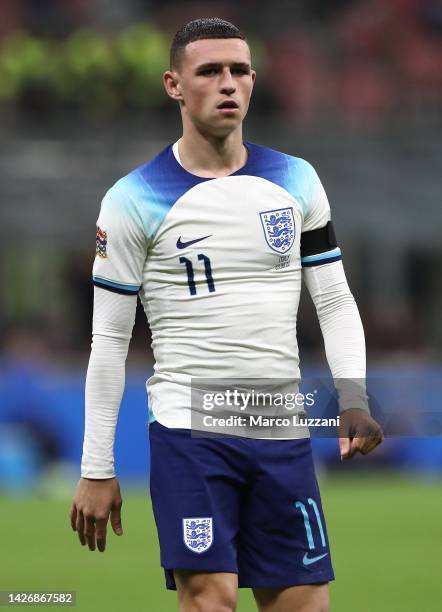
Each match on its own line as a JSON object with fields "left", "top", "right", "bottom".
{"left": 302, "top": 552, "right": 329, "bottom": 566}
{"left": 176, "top": 235, "right": 212, "bottom": 249}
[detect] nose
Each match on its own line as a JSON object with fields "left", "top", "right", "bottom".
{"left": 219, "top": 67, "right": 236, "bottom": 95}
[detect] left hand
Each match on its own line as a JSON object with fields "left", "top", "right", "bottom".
{"left": 338, "top": 408, "right": 384, "bottom": 461}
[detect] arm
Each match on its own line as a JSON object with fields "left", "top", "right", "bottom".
{"left": 82, "top": 288, "right": 137, "bottom": 479}
{"left": 71, "top": 289, "right": 136, "bottom": 551}
{"left": 299, "top": 161, "right": 383, "bottom": 459}
{"left": 303, "top": 259, "right": 383, "bottom": 459}
{"left": 71, "top": 180, "right": 147, "bottom": 551}
{"left": 302, "top": 259, "right": 366, "bottom": 392}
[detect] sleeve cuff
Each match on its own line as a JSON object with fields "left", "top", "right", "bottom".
{"left": 301, "top": 247, "right": 342, "bottom": 267}
{"left": 93, "top": 276, "right": 141, "bottom": 295}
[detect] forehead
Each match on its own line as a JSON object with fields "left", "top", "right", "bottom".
{"left": 182, "top": 38, "right": 251, "bottom": 68}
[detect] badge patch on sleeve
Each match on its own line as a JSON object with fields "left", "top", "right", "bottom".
{"left": 183, "top": 518, "right": 213, "bottom": 554}
{"left": 96, "top": 226, "right": 108, "bottom": 259}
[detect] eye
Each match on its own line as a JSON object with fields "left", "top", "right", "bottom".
{"left": 200, "top": 68, "right": 218, "bottom": 76}
{"left": 232, "top": 69, "right": 248, "bottom": 75}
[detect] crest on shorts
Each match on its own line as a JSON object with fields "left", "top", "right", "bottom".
{"left": 183, "top": 517, "right": 213, "bottom": 554}
{"left": 260, "top": 207, "right": 295, "bottom": 254}
{"left": 96, "top": 226, "right": 108, "bottom": 259}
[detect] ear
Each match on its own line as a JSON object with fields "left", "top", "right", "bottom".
{"left": 163, "top": 70, "right": 183, "bottom": 101}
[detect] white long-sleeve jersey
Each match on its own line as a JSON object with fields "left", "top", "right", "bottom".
{"left": 81, "top": 141, "right": 367, "bottom": 478}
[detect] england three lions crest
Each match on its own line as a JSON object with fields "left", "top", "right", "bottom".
{"left": 260, "top": 207, "right": 295, "bottom": 254}
{"left": 183, "top": 518, "right": 213, "bottom": 554}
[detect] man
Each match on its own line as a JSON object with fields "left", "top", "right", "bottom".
{"left": 71, "top": 18, "right": 383, "bottom": 612}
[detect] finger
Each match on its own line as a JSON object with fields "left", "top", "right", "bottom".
{"left": 342, "top": 437, "right": 362, "bottom": 460}
{"left": 84, "top": 515, "right": 96, "bottom": 551}
{"left": 70, "top": 504, "right": 77, "bottom": 531}
{"left": 348, "top": 436, "right": 365, "bottom": 457}
{"left": 76, "top": 511, "right": 85, "bottom": 546}
{"left": 95, "top": 518, "right": 108, "bottom": 552}
{"left": 361, "top": 432, "right": 384, "bottom": 455}
{"left": 361, "top": 441, "right": 377, "bottom": 455}
{"left": 339, "top": 437, "right": 351, "bottom": 460}
{"left": 110, "top": 504, "right": 123, "bottom": 536}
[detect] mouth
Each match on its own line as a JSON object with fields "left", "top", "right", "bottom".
{"left": 217, "top": 100, "right": 239, "bottom": 110}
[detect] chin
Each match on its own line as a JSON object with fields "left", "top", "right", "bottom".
{"left": 196, "top": 117, "right": 240, "bottom": 137}
{"left": 214, "top": 113, "right": 244, "bottom": 127}
{"left": 213, "top": 123, "right": 241, "bottom": 138}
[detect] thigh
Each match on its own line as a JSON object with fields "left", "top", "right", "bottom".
{"left": 149, "top": 421, "right": 250, "bottom": 590}
{"left": 253, "top": 582, "right": 329, "bottom": 612}
{"left": 237, "top": 438, "right": 334, "bottom": 589}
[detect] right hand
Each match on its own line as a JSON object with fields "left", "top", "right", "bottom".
{"left": 70, "top": 477, "right": 123, "bottom": 552}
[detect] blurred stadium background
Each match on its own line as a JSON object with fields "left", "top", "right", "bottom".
{"left": 0, "top": 0, "right": 441, "bottom": 610}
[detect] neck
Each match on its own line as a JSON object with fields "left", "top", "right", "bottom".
{"left": 177, "top": 121, "right": 247, "bottom": 178}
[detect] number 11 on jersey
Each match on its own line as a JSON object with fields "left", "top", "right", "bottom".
{"left": 179, "top": 254, "right": 216, "bottom": 296}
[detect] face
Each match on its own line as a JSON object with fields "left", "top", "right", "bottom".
{"left": 164, "top": 38, "right": 256, "bottom": 136}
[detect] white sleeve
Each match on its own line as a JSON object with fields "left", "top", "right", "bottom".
{"left": 81, "top": 286, "right": 137, "bottom": 479}
{"left": 81, "top": 176, "right": 152, "bottom": 478}
{"left": 93, "top": 180, "right": 148, "bottom": 295}
{"left": 301, "top": 161, "right": 331, "bottom": 233}
{"left": 302, "top": 260, "right": 369, "bottom": 413}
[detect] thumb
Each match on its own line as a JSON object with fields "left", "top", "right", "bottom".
{"left": 339, "top": 437, "right": 351, "bottom": 460}
{"left": 110, "top": 507, "right": 123, "bottom": 536}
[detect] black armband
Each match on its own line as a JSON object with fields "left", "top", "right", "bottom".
{"left": 300, "top": 221, "right": 341, "bottom": 267}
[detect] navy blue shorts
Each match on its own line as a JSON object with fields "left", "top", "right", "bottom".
{"left": 149, "top": 421, "right": 335, "bottom": 590}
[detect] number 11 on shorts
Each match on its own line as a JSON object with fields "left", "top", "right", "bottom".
{"left": 295, "top": 498, "right": 326, "bottom": 550}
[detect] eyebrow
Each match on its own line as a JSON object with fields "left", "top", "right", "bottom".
{"left": 195, "top": 62, "right": 251, "bottom": 72}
